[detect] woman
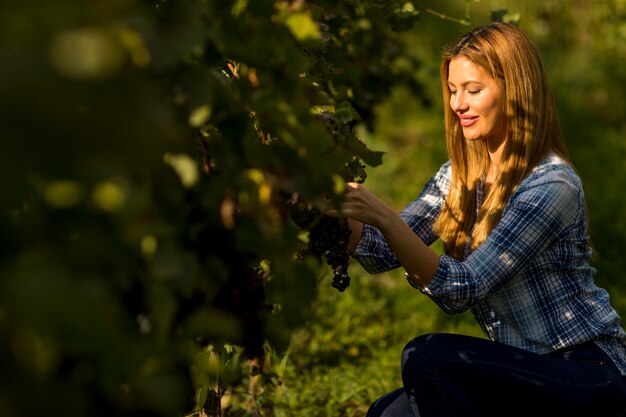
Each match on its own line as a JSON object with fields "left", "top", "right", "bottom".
{"left": 332, "top": 22, "right": 626, "bottom": 416}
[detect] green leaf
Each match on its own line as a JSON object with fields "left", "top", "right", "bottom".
{"left": 491, "top": 9, "right": 521, "bottom": 26}
{"left": 388, "top": 3, "right": 420, "bottom": 32}
{"left": 344, "top": 136, "right": 385, "bottom": 167}
{"left": 334, "top": 101, "right": 361, "bottom": 123}
{"left": 194, "top": 385, "right": 209, "bottom": 411}
{"left": 285, "top": 11, "right": 321, "bottom": 41}
{"left": 346, "top": 157, "right": 368, "bottom": 183}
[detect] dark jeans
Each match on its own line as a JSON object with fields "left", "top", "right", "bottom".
{"left": 367, "top": 333, "right": 626, "bottom": 417}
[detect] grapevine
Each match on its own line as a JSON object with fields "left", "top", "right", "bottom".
{"left": 289, "top": 201, "right": 352, "bottom": 292}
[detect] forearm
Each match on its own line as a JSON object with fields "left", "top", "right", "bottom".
{"left": 377, "top": 213, "right": 440, "bottom": 287}
{"left": 347, "top": 218, "right": 363, "bottom": 253}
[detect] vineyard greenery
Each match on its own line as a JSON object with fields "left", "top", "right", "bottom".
{"left": 2, "top": 1, "right": 626, "bottom": 416}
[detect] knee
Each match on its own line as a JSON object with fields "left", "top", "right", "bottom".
{"left": 402, "top": 333, "right": 449, "bottom": 364}
{"left": 401, "top": 333, "right": 460, "bottom": 381}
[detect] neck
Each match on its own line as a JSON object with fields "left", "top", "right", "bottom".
{"left": 486, "top": 136, "right": 505, "bottom": 185}
{"left": 485, "top": 163, "right": 497, "bottom": 187}
{"left": 487, "top": 134, "right": 506, "bottom": 167}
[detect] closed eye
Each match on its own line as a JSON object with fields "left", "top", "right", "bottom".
{"left": 468, "top": 90, "right": 481, "bottom": 95}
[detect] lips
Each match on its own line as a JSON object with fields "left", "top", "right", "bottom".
{"left": 459, "top": 115, "right": 478, "bottom": 127}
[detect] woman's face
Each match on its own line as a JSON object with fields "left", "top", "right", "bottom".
{"left": 447, "top": 57, "right": 506, "bottom": 148}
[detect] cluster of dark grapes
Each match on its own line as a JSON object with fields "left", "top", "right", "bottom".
{"left": 308, "top": 215, "right": 352, "bottom": 292}
{"left": 288, "top": 201, "right": 352, "bottom": 292}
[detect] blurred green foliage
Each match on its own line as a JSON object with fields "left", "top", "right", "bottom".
{"left": 0, "top": 0, "right": 439, "bottom": 416}
{"left": 1, "top": 0, "right": 625, "bottom": 416}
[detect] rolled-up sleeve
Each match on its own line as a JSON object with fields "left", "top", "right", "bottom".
{"left": 417, "top": 169, "right": 581, "bottom": 314}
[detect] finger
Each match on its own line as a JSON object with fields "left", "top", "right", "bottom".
{"left": 346, "top": 182, "right": 359, "bottom": 191}
{"left": 344, "top": 184, "right": 362, "bottom": 201}
{"left": 326, "top": 208, "right": 354, "bottom": 219}
{"left": 326, "top": 209, "right": 340, "bottom": 217}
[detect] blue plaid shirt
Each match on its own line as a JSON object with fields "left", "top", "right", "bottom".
{"left": 354, "top": 153, "right": 626, "bottom": 375}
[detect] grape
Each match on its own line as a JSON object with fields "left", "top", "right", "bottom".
{"left": 308, "top": 215, "right": 352, "bottom": 292}
{"left": 287, "top": 196, "right": 353, "bottom": 291}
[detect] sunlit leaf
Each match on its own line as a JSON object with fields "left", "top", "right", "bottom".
{"left": 333, "top": 175, "right": 345, "bottom": 195}
{"left": 49, "top": 27, "right": 126, "bottom": 78}
{"left": 232, "top": 0, "right": 249, "bottom": 16}
{"left": 113, "top": 26, "right": 151, "bottom": 67}
{"left": 141, "top": 235, "right": 158, "bottom": 257}
{"left": 491, "top": 9, "right": 522, "bottom": 26}
{"left": 388, "top": 2, "right": 420, "bottom": 32}
{"left": 92, "top": 181, "right": 126, "bottom": 212}
{"left": 163, "top": 153, "right": 199, "bottom": 188}
{"left": 188, "top": 105, "right": 213, "bottom": 127}
{"left": 285, "top": 11, "right": 321, "bottom": 41}
{"left": 43, "top": 180, "right": 81, "bottom": 208}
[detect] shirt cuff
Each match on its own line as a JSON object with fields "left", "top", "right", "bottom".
{"left": 403, "top": 255, "right": 450, "bottom": 297}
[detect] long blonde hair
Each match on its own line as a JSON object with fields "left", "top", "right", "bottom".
{"left": 433, "top": 22, "right": 571, "bottom": 260}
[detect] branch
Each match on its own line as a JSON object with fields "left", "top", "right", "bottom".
{"left": 424, "top": 8, "right": 471, "bottom": 26}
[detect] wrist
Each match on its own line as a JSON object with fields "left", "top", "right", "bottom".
{"left": 375, "top": 208, "right": 401, "bottom": 233}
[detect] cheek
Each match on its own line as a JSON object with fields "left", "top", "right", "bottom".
{"left": 487, "top": 98, "right": 504, "bottom": 120}
{"left": 495, "top": 102, "right": 507, "bottom": 124}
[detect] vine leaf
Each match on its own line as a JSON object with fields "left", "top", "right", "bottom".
{"left": 334, "top": 101, "right": 361, "bottom": 123}
{"left": 491, "top": 9, "right": 521, "bottom": 26}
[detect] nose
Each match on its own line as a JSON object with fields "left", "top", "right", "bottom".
{"left": 451, "top": 92, "right": 468, "bottom": 113}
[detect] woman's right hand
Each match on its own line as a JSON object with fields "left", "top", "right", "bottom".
{"left": 329, "top": 182, "right": 396, "bottom": 230}
{"left": 329, "top": 182, "right": 441, "bottom": 284}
